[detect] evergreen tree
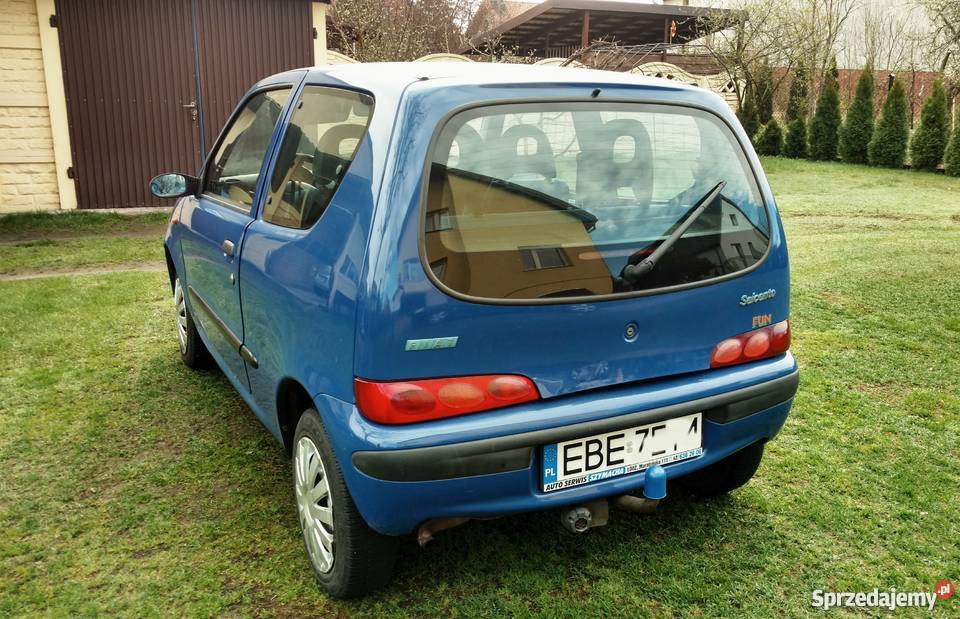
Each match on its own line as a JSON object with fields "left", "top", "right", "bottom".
{"left": 786, "top": 67, "right": 809, "bottom": 122}
{"left": 827, "top": 56, "right": 840, "bottom": 84}
{"left": 809, "top": 78, "right": 841, "bottom": 160}
{"left": 784, "top": 117, "right": 809, "bottom": 158}
{"left": 909, "top": 80, "right": 950, "bottom": 171}
{"left": 839, "top": 68, "right": 875, "bottom": 164}
{"left": 738, "top": 88, "right": 761, "bottom": 141}
{"left": 755, "top": 119, "right": 784, "bottom": 156}
{"left": 868, "top": 79, "right": 910, "bottom": 168}
{"left": 945, "top": 112, "right": 960, "bottom": 177}
{"left": 755, "top": 63, "right": 775, "bottom": 124}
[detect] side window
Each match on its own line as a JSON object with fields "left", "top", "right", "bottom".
{"left": 205, "top": 88, "right": 291, "bottom": 208}
{"left": 263, "top": 87, "right": 374, "bottom": 229}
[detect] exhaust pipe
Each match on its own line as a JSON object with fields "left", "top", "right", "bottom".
{"left": 560, "top": 499, "right": 609, "bottom": 534}
{"left": 417, "top": 517, "right": 471, "bottom": 546}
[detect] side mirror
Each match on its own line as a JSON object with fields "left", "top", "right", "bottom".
{"left": 150, "top": 173, "right": 199, "bottom": 199}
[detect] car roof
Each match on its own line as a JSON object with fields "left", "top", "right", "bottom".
{"left": 250, "top": 62, "right": 729, "bottom": 115}
{"left": 295, "top": 61, "right": 706, "bottom": 99}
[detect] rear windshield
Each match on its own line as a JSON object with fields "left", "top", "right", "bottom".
{"left": 423, "top": 103, "right": 770, "bottom": 301}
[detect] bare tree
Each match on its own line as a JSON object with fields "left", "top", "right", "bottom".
{"left": 328, "top": 0, "right": 478, "bottom": 62}
{"left": 793, "top": 0, "right": 860, "bottom": 109}
{"left": 698, "top": 0, "right": 809, "bottom": 109}
{"left": 919, "top": 0, "right": 960, "bottom": 83}
{"left": 699, "top": 0, "right": 860, "bottom": 114}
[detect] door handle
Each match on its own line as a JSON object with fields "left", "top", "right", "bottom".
{"left": 220, "top": 240, "right": 235, "bottom": 257}
{"left": 183, "top": 100, "right": 198, "bottom": 122}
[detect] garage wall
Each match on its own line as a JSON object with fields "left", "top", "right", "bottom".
{"left": 0, "top": 0, "right": 60, "bottom": 213}
{"left": 0, "top": 0, "right": 329, "bottom": 213}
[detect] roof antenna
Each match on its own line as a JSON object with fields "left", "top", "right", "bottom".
{"left": 591, "top": 88, "right": 601, "bottom": 98}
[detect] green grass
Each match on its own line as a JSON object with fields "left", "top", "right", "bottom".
{"left": 0, "top": 210, "right": 169, "bottom": 240}
{"left": 0, "top": 211, "right": 166, "bottom": 275}
{"left": 0, "top": 237, "right": 163, "bottom": 275}
{"left": 1, "top": 159, "right": 959, "bottom": 616}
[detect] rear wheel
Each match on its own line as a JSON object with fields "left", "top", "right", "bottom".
{"left": 173, "top": 277, "right": 209, "bottom": 369}
{"left": 679, "top": 442, "right": 765, "bottom": 497}
{"left": 293, "top": 409, "right": 397, "bottom": 598}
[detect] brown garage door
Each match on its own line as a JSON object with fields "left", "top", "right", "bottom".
{"left": 55, "top": 0, "right": 313, "bottom": 209}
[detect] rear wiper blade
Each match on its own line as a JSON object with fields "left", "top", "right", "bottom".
{"left": 621, "top": 180, "right": 726, "bottom": 282}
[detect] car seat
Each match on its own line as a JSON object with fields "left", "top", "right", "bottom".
{"left": 496, "top": 124, "right": 569, "bottom": 201}
{"left": 576, "top": 119, "right": 653, "bottom": 210}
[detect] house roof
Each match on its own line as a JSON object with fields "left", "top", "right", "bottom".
{"left": 462, "top": 0, "right": 737, "bottom": 54}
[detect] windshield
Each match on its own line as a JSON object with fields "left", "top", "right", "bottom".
{"left": 423, "top": 102, "right": 769, "bottom": 300}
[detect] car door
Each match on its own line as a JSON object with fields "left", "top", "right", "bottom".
{"left": 179, "top": 87, "right": 292, "bottom": 390}
{"left": 237, "top": 86, "right": 376, "bottom": 428}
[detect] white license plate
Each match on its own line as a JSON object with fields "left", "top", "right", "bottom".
{"left": 542, "top": 413, "right": 703, "bottom": 493}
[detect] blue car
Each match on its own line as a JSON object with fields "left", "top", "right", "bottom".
{"left": 153, "top": 62, "right": 798, "bottom": 598}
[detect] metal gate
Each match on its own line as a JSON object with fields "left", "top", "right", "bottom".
{"left": 55, "top": 0, "right": 313, "bottom": 209}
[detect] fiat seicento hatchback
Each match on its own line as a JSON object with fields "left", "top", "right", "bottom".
{"left": 152, "top": 62, "right": 798, "bottom": 598}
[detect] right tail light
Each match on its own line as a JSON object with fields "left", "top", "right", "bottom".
{"left": 710, "top": 320, "right": 790, "bottom": 368}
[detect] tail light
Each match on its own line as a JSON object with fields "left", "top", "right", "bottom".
{"left": 710, "top": 320, "right": 790, "bottom": 368}
{"left": 354, "top": 374, "right": 540, "bottom": 424}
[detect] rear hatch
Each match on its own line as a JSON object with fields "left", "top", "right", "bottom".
{"left": 356, "top": 97, "right": 789, "bottom": 400}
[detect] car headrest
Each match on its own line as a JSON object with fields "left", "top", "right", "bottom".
{"left": 448, "top": 124, "right": 483, "bottom": 169}
{"left": 603, "top": 118, "right": 653, "bottom": 204}
{"left": 498, "top": 124, "right": 557, "bottom": 180}
{"left": 318, "top": 124, "right": 366, "bottom": 158}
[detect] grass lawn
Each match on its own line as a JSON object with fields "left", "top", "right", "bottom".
{"left": 0, "top": 211, "right": 166, "bottom": 276}
{"left": 1, "top": 159, "right": 958, "bottom": 617}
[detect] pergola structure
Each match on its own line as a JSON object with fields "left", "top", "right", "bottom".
{"left": 462, "top": 0, "right": 739, "bottom": 66}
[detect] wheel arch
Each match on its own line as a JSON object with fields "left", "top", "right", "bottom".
{"left": 276, "top": 378, "right": 316, "bottom": 455}
{"left": 163, "top": 244, "right": 177, "bottom": 293}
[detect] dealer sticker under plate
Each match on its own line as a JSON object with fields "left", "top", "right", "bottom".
{"left": 542, "top": 413, "right": 704, "bottom": 493}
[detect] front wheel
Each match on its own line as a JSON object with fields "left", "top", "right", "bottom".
{"left": 172, "top": 277, "right": 209, "bottom": 369}
{"left": 679, "top": 441, "right": 765, "bottom": 497}
{"left": 293, "top": 409, "right": 397, "bottom": 598}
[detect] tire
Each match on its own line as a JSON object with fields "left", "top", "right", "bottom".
{"left": 172, "top": 276, "right": 209, "bottom": 369}
{"left": 679, "top": 441, "right": 765, "bottom": 497}
{"left": 293, "top": 408, "right": 397, "bottom": 598}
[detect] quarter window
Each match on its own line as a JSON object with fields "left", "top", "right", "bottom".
{"left": 205, "top": 89, "right": 291, "bottom": 208}
{"left": 263, "top": 87, "right": 374, "bottom": 229}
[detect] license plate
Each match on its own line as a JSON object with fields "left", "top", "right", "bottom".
{"left": 542, "top": 413, "right": 703, "bottom": 493}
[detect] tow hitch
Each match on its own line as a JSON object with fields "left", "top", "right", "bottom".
{"left": 416, "top": 465, "right": 670, "bottom": 543}
{"left": 560, "top": 464, "right": 668, "bottom": 533}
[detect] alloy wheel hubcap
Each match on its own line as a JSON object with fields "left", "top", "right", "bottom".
{"left": 173, "top": 280, "right": 188, "bottom": 354}
{"left": 295, "top": 436, "right": 335, "bottom": 573}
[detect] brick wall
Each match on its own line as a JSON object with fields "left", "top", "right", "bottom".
{"left": 0, "top": 0, "right": 60, "bottom": 213}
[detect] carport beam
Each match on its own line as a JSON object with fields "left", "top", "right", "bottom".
{"left": 581, "top": 10, "right": 590, "bottom": 50}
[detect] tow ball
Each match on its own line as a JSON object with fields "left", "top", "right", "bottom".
{"left": 560, "top": 464, "right": 667, "bottom": 534}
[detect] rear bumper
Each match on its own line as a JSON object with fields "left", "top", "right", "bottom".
{"left": 316, "top": 353, "right": 799, "bottom": 535}
{"left": 352, "top": 370, "right": 798, "bottom": 482}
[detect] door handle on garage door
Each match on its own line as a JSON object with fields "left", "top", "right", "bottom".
{"left": 220, "top": 240, "right": 235, "bottom": 257}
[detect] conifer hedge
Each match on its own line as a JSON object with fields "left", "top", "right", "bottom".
{"left": 755, "top": 119, "right": 784, "bottom": 156}
{"left": 909, "top": 80, "right": 950, "bottom": 172}
{"left": 784, "top": 118, "right": 809, "bottom": 158}
{"left": 809, "top": 78, "right": 841, "bottom": 161}
{"left": 944, "top": 114, "right": 960, "bottom": 177}
{"left": 839, "top": 68, "right": 874, "bottom": 164}
{"left": 868, "top": 79, "right": 909, "bottom": 168}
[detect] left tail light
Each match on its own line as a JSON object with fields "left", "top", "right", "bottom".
{"left": 710, "top": 320, "right": 790, "bottom": 368}
{"left": 354, "top": 374, "right": 540, "bottom": 424}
